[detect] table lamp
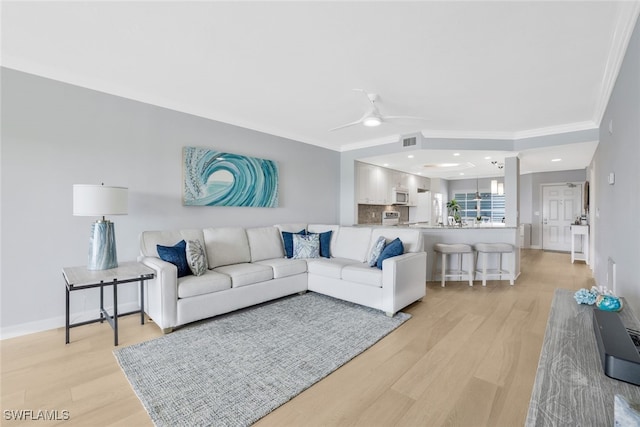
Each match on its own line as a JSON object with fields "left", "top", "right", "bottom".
{"left": 73, "top": 184, "right": 128, "bottom": 270}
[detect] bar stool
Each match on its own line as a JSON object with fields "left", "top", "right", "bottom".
{"left": 474, "top": 243, "right": 515, "bottom": 286}
{"left": 433, "top": 243, "right": 474, "bottom": 287}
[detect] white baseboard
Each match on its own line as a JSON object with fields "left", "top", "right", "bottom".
{"left": 0, "top": 302, "right": 140, "bottom": 340}
{"left": 529, "top": 245, "right": 542, "bottom": 250}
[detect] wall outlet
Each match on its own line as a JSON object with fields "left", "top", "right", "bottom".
{"left": 371, "top": 212, "right": 376, "bottom": 218}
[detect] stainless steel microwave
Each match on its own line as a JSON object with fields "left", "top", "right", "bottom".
{"left": 391, "top": 187, "right": 409, "bottom": 205}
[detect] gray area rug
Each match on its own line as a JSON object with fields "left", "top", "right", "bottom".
{"left": 114, "top": 292, "right": 410, "bottom": 427}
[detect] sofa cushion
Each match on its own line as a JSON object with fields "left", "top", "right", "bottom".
{"left": 306, "top": 230, "right": 332, "bottom": 258}
{"left": 332, "top": 227, "right": 373, "bottom": 262}
{"left": 204, "top": 227, "right": 251, "bottom": 268}
{"left": 367, "top": 236, "right": 386, "bottom": 267}
{"left": 213, "top": 263, "right": 274, "bottom": 288}
{"left": 307, "top": 257, "right": 360, "bottom": 279}
{"left": 281, "top": 230, "right": 306, "bottom": 258}
{"left": 186, "top": 239, "right": 208, "bottom": 276}
{"left": 369, "top": 228, "right": 423, "bottom": 254}
{"left": 177, "top": 271, "right": 231, "bottom": 298}
{"left": 376, "top": 238, "right": 404, "bottom": 269}
{"left": 275, "top": 223, "right": 307, "bottom": 233}
{"left": 255, "top": 258, "right": 307, "bottom": 279}
{"left": 341, "top": 263, "right": 383, "bottom": 287}
{"left": 246, "top": 226, "right": 285, "bottom": 262}
{"left": 293, "top": 234, "right": 320, "bottom": 259}
{"left": 157, "top": 240, "right": 191, "bottom": 278}
{"left": 307, "top": 224, "right": 339, "bottom": 257}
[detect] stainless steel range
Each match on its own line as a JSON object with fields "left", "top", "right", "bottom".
{"left": 382, "top": 210, "right": 400, "bottom": 226}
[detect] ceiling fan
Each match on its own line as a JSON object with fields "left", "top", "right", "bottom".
{"left": 329, "top": 89, "right": 430, "bottom": 131}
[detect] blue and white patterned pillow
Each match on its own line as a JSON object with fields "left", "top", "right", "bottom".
{"left": 367, "top": 236, "right": 387, "bottom": 267}
{"left": 186, "top": 240, "right": 208, "bottom": 276}
{"left": 292, "top": 233, "right": 320, "bottom": 259}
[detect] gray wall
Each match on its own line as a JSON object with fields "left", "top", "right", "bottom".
{"left": 1, "top": 68, "right": 340, "bottom": 335}
{"left": 591, "top": 15, "right": 640, "bottom": 312}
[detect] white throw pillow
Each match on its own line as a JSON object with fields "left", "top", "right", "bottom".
{"left": 292, "top": 234, "right": 320, "bottom": 259}
{"left": 367, "top": 236, "right": 386, "bottom": 267}
{"left": 186, "top": 240, "right": 208, "bottom": 276}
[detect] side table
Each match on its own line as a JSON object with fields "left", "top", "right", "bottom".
{"left": 571, "top": 224, "right": 589, "bottom": 264}
{"left": 63, "top": 261, "right": 155, "bottom": 346}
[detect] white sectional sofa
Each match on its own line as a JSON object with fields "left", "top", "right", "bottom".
{"left": 139, "top": 224, "right": 427, "bottom": 333}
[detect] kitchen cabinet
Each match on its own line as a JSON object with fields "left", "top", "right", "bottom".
{"left": 407, "top": 174, "right": 418, "bottom": 206}
{"left": 356, "top": 163, "right": 389, "bottom": 204}
{"left": 355, "top": 161, "right": 426, "bottom": 206}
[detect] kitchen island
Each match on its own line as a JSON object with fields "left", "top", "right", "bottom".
{"left": 359, "top": 223, "right": 520, "bottom": 283}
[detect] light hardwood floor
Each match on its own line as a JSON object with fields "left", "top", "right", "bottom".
{"left": 1, "top": 250, "right": 594, "bottom": 426}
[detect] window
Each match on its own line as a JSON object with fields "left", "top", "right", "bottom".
{"left": 453, "top": 192, "right": 505, "bottom": 223}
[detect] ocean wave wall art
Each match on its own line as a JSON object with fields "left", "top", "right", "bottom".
{"left": 183, "top": 147, "right": 279, "bottom": 207}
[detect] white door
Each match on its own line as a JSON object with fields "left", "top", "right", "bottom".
{"left": 542, "top": 184, "right": 582, "bottom": 251}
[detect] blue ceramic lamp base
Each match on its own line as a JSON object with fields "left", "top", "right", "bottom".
{"left": 88, "top": 221, "right": 118, "bottom": 270}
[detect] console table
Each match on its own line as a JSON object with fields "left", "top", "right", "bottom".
{"left": 570, "top": 225, "right": 589, "bottom": 264}
{"left": 526, "top": 289, "right": 640, "bottom": 425}
{"left": 63, "top": 262, "right": 154, "bottom": 346}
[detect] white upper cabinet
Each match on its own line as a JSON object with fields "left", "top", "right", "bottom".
{"left": 355, "top": 161, "right": 426, "bottom": 206}
{"left": 356, "top": 162, "right": 389, "bottom": 204}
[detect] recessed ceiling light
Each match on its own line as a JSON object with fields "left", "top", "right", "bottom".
{"left": 484, "top": 156, "right": 492, "bottom": 160}
{"left": 459, "top": 172, "right": 465, "bottom": 176}
{"left": 439, "top": 163, "right": 460, "bottom": 167}
{"left": 552, "top": 158, "right": 562, "bottom": 162}
{"left": 383, "top": 163, "right": 389, "bottom": 167}
{"left": 408, "top": 155, "right": 414, "bottom": 159}
{"left": 417, "top": 172, "right": 422, "bottom": 175}
{"left": 453, "top": 153, "right": 460, "bottom": 157}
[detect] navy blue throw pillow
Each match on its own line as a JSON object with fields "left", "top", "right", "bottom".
{"left": 376, "top": 238, "right": 404, "bottom": 269}
{"left": 306, "top": 231, "right": 332, "bottom": 258}
{"left": 157, "top": 240, "right": 191, "bottom": 278}
{"left": 282, "top": 230, "right": 306, "bottom": 258}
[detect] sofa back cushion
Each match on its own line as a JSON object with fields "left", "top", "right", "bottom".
{"left": 331, "top": 226, "right": 372, "bottom": 262}
{"left": 246, "top": 226, "right": 285, "bottom": 262}
{"left": 275, "top": 223, "right": 307, "bottom": 233}
{"left": 140, "top": 229, "right": 205, "bottom": 258}
{"left": 203, "top": 227, "right": 251, "bottom": 268}
{"left": 369, "top": 228, "right": 424, "bottom": 254}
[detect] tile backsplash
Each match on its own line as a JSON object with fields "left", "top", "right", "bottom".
{"left": 357, "top": 205, "right": 409, "bottom": 225}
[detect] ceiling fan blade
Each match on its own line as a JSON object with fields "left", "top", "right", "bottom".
{"left": 382, "top": 115, "right": 431, "bottom": 121}
{"left": 328, "top": 119, "right": 364, "bottom": 131}
{"left": 329, "top": 108, "right": 377, "bottom": 131}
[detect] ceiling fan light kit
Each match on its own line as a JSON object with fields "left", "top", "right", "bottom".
{"left": 363, "top": 116, "right": 382, "bottom": 127}
{"left": 329, "top": 89, "right": 429, "bottom": 131}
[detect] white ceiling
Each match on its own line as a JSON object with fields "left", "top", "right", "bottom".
{"left": 2, "top": 1, "right": 639, "bottom": 178}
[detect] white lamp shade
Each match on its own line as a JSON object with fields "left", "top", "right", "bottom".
{"left": 73, "top": 184, "right": 128, "bottom": 216}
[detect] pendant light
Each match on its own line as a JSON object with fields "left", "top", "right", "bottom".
{"left": 473, "top": 177, "right": 482, "bottom": 201}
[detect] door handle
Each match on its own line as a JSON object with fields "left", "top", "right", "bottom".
{"left": 543, "top": 219, "right": 548, "bottom": 225}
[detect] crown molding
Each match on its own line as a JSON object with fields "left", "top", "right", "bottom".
{"left": 592, "top": 1, "right": 640, "bottom": 125}
{"left": 513, "top": 121, "right": 598, "bottom": 140}
{"left": 339, "top": 121, "right": 599, "bottom": 152}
